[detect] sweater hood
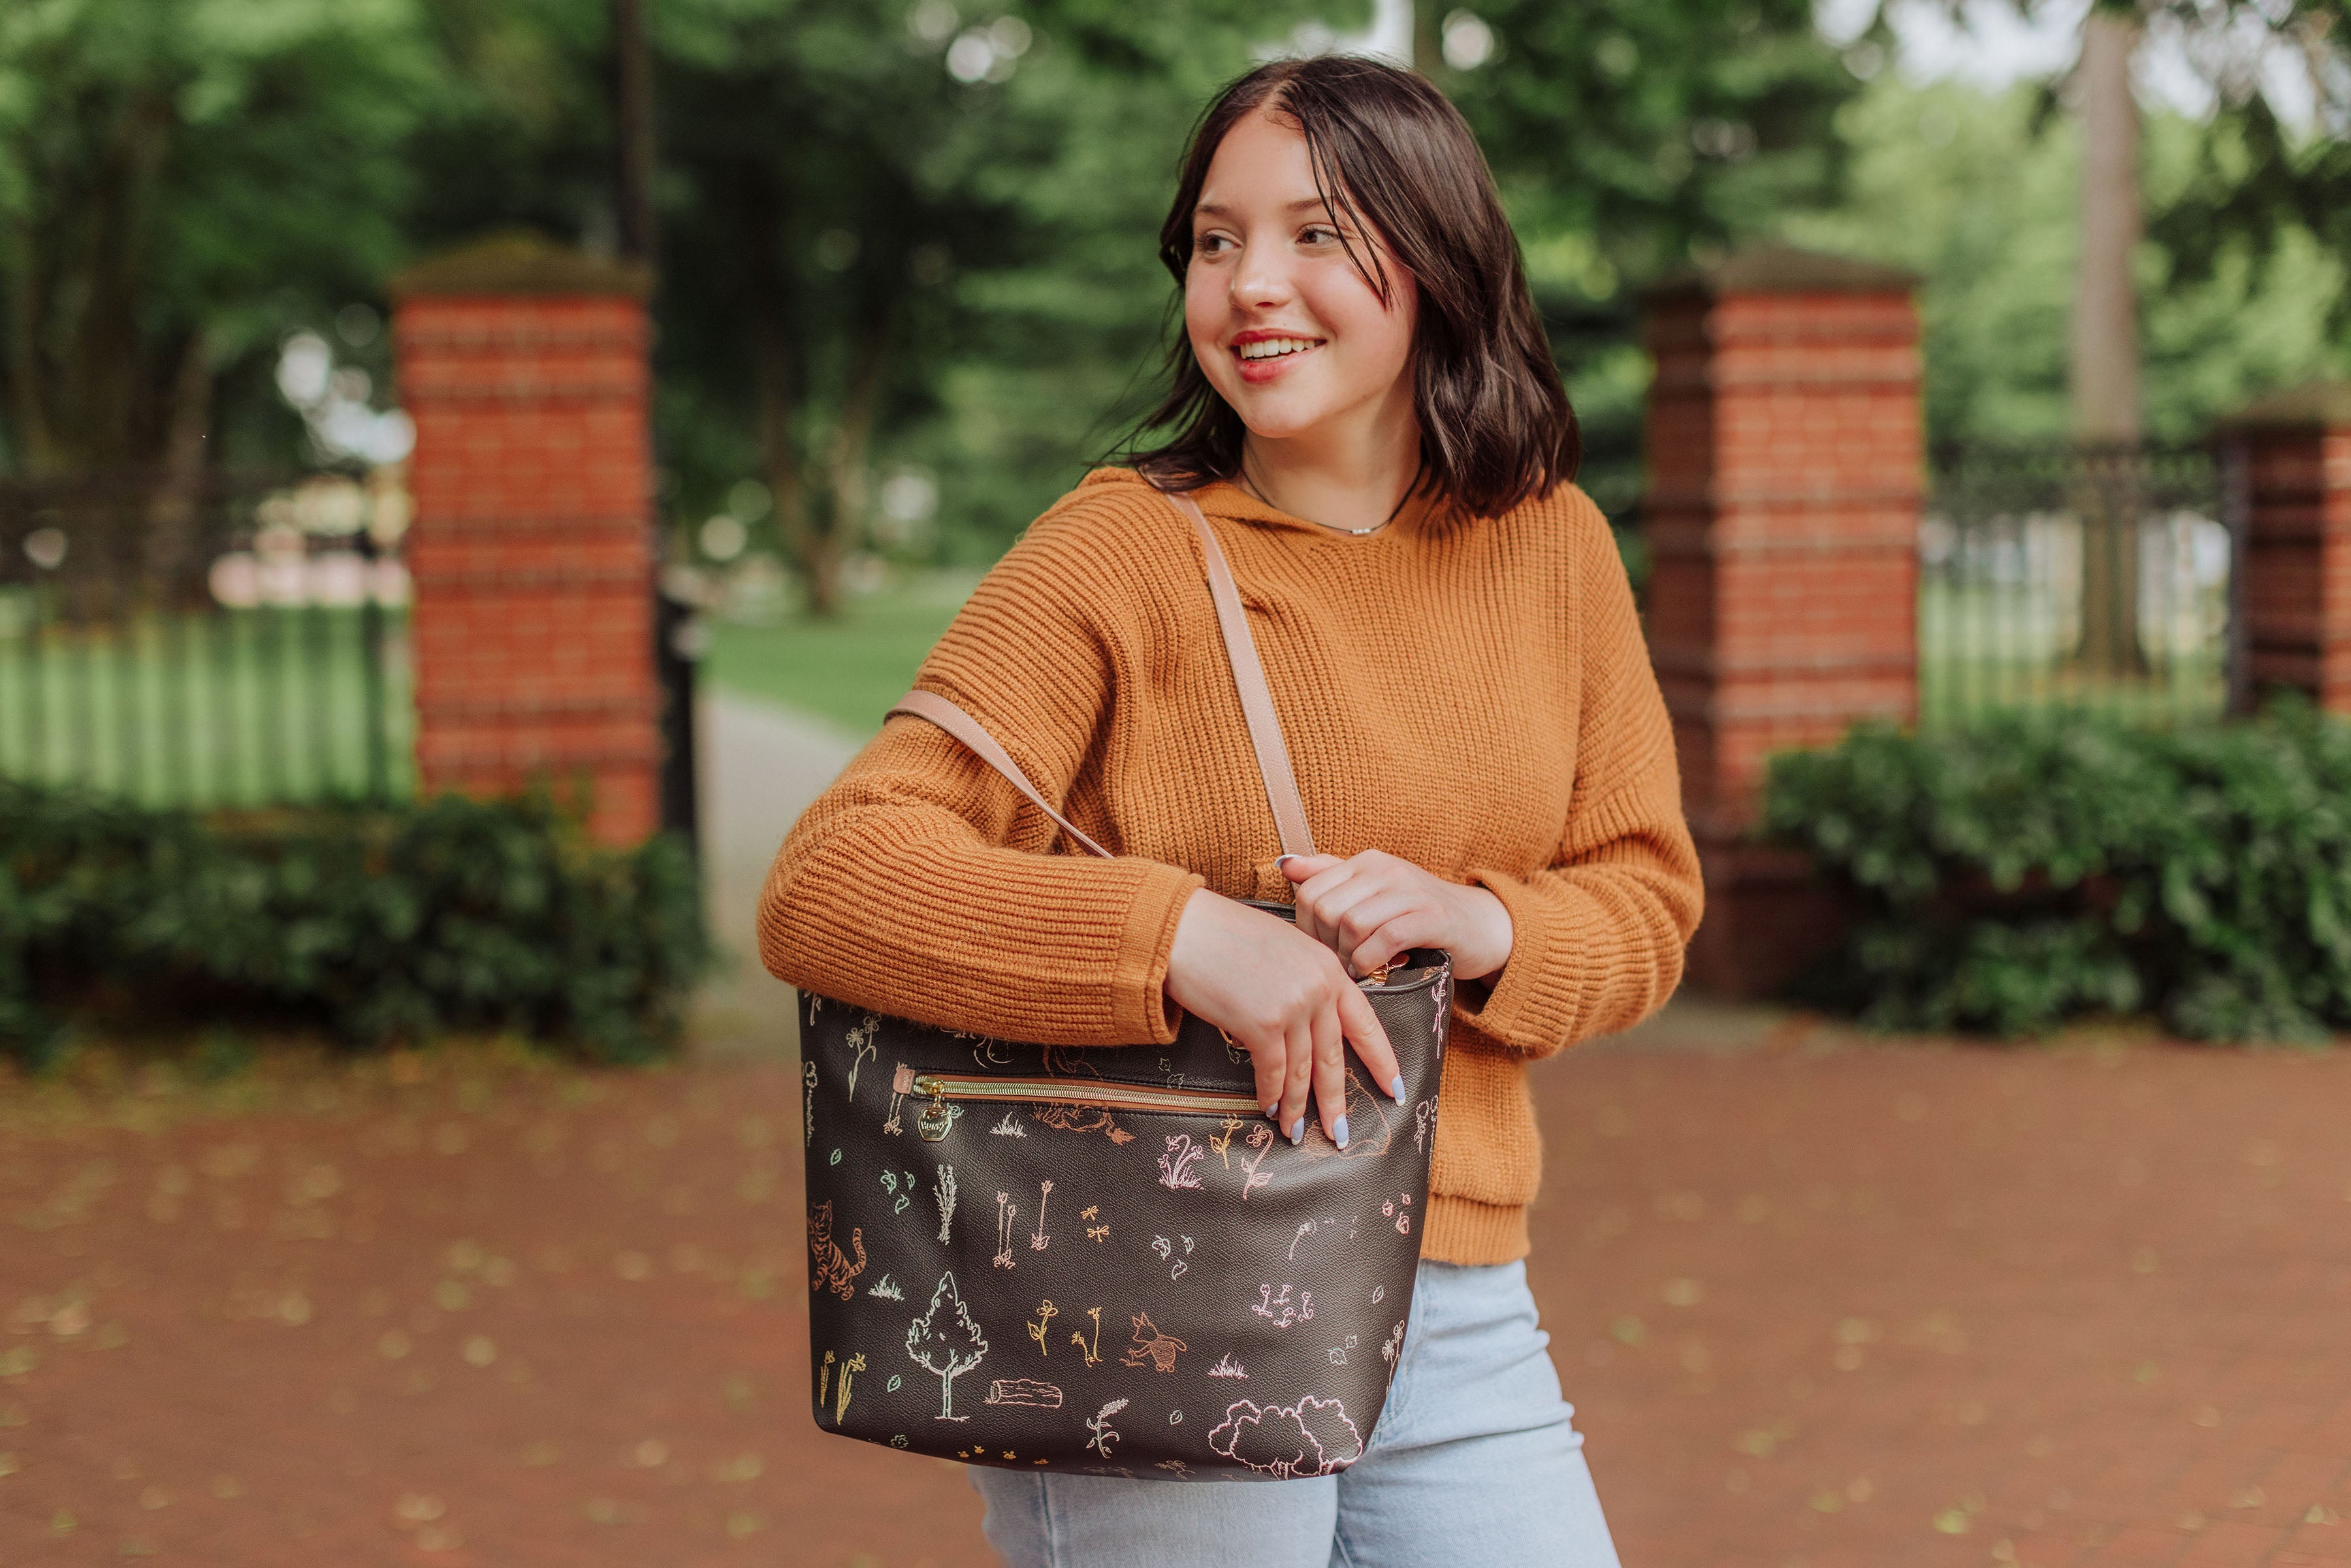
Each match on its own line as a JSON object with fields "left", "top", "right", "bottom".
{"left": 1076, "top": 464, "right": 1455, "bottom": 541}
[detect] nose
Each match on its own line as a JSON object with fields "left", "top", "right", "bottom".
{"left": 1232, "top": 242, "right": 1293, "bottom": 310}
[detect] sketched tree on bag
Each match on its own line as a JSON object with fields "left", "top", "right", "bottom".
{"left": 906, "top": 1272, "right": 989, "bottom": 1420}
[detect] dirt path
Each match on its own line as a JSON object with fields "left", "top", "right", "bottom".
{"left": 5, "top": 1019, "right": 2350, "bottom": 1567}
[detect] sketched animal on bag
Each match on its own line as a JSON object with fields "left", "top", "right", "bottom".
{"left": 1120, "top": 1311, "right": 1187, "bottom": 1373}
{"left": 807, "top": 1200, "right": 867, "bottom": 1301}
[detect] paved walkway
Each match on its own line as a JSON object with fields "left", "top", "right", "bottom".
{"left": 6, "top": 1023, "right": 2350, "bottom": 1566}
{"left": 686, "top": 692, "right": 855, "bottom": 1064}
{"left": 4, "top": 694, "right": 2350, "bottom": 1566}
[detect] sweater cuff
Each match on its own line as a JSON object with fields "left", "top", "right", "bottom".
{"left": 1420, "top": 1194, "right": 1532, "bottom": 1265}
{"left": 1110, "top": 859, "right": 1207, "bottom": 1045}
{"left": 1458, "top": 868, "right": 1586, "bottom": 1059}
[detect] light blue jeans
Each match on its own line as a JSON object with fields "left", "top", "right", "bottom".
{"left": 967, "top": 1258, "right": 1622, "bottom": 1567}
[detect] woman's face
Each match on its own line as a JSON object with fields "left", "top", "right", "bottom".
{"left": 1184, "top": 108, "right": 1418, "bottom": 447}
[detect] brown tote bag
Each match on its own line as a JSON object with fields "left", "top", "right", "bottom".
{"left": 798, "top": 487, "right": 1450, "bottom": 1480}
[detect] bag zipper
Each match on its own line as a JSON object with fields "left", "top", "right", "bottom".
{"left": 895, "top": 1066, "right": 1262, "bottom": 1141}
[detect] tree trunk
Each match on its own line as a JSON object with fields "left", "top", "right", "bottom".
{"left": 611, "top": 0, "right": 658, "bottom": 272}
{"left": 146, "top": 328, "right": 213, "bottom": 605}
{"left": 815, "top": 293, "right": 896, "bottom": 612}
{"left": 1413, "top": 0, "right": 1439, "bottom": 76}
{"left": 2071, "top": 8, "right": 2147, "bottom": 679}
{"left": 737, "top": 166, "right": 824, "bottom": 615}
{"left": 3, "top": 219, "right": 58, "bottom": 476}
{"left": 64, "top": 86, "right": 172, "bottom": 470}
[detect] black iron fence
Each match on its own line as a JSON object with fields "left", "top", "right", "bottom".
{"left": 1919, "top": 440, "right": 2240, "bottom": 729}
{"left": 0, "top": 468, "right": 413, "bottom": 807}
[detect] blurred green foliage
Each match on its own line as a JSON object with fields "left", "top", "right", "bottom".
{"left": 1785, "top": 73, "right": 2350, "bottom": 443}
{"left": 0, "top": 782, "right": 709, "bottom": 1067}
{"left": 1763, "top": 697, "right": 2351, "bottom": 1042}
{"left": 0, "top": 0, "right": 440, "bottom": 471}
{"left": 5, "top": 2, "right": 2346, "bottom": 593}
{"left": 0, "top": 0, "right": 1866, "bottom": 577}
{"left": 1448, "top": 0, "right": 1862, "bottom": 520}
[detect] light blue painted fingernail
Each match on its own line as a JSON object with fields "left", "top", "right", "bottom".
{"left": 1388, "top": 1074, "right": 1406, "bottom": 1103}
{"left": 1288, "top": 1117, "right": 1305, "bottom": 1145}
{"left": 1334, "top": 1115, "right": 1349, "bottom": 1150}
{"left": 1266, "top": 1103, "right": 1281, "bottom": 1121}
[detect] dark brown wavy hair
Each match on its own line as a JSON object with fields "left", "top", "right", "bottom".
{"left": 1120, "top": 55, "right": 1578, "bottom": 518}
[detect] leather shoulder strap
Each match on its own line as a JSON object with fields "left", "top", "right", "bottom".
{"left": 1157, "top": 488, "right": 1317, "bottom": 859}
{"left": 886, "top": 688, "right": 1115, "bottom": 861}
{"left": 886, "top": 481, "right": 1317, "bottom": 863}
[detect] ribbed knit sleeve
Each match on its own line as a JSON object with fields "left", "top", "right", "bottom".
{"left": 756, "top": 495, "right": 1206, "bottom": 1048}
{"left": 1456, "top": 493, "right": 1704, "bottom": 1059}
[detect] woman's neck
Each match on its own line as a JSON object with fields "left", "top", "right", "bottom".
{"left": 1236, "top": 384, "right": 1422, "bottom": 534}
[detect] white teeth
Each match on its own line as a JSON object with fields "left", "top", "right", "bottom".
{"left": 1237, "top": 337, "right": 1317, "bottom": 361}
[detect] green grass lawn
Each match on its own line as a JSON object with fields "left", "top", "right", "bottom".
{"left": 703, "top": 571, "right": 979, "bottom": 736}
{"left": 0, "top": 607, "right": 415, "bottom": 807}
{"left": 709, "top": 569, "right": 2231, "bottom": 739}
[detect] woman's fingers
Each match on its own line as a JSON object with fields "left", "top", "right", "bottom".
{"left": 1280, "top": 1018, "right": 1315, "bottom": 1145}
{"left": 1283, "top": 856, "right": 1358, "bottom": 951}
{"left": 1309, "top": 1000, "right": 1348, "bottom": 1148}
{"left": 1325, "top": 891, "right": 1418, "bottom": 974}
{"left": 1349, "top": 908, "right": 1428, "bottom": 979}
{"left": 1245, "top": 1029, "right": 1287, "bottom": 1122}
{"left": 1339, "top": 982, "right": 1405, "bottom": 1106}
{"left": 1301, "top": 878, "right": 1381, "bottom": 964}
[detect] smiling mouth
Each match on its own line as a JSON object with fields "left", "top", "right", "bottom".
{"left": 1234, "top": 336, "right": 1323, "bottom": 362}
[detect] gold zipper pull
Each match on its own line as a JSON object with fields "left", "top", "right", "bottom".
{"left": 915, "top": 1080, "right": 958, "bottom": 1142}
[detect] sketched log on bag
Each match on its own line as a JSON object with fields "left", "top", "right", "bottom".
{"left": 985, "top": 1378, "right": 1064, "bottom": 1409}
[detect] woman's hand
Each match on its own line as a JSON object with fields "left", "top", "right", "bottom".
{"left": 1165, "top": 889, "right": 1403, "bottom": 1150}
{"left": 1279, "top": 850, "right": 1514, "bottom": 982}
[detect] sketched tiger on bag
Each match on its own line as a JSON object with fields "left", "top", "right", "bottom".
{"left": 808, "top": 1200, "right": 867, "bottom": 1300}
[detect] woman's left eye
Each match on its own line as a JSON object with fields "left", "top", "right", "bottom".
{"left": 1301, "top": 226, "right": 1338, "bottom": 245}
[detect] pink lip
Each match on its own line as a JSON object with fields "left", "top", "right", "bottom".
{"left": 1229, "top": 330, "right": 1325, "bottom": 385}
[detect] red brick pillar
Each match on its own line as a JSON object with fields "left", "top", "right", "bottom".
{"left": 2225, "top": 383, "right": 2351, "bottom": 711}
{"left": 391, "top": 236, "right": 662, "bottom": 844}
{"left": 1641, "top": 247, "right": 1923, "bottom": 995}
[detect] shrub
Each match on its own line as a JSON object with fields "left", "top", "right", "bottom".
{"left": 0, "top": 783, "right": 710, "bottom": 1066}
{"left": 1761, "top": 697, "right": 2351, "bottom": 1042}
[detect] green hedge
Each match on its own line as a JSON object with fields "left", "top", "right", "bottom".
{"left": 0, "top": 782, "right": 710, "bottom": 1066}
{"left": 1761, "top": 698, "right": 2351, "bottom": 1042}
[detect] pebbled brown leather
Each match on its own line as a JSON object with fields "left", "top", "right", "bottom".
{"left": 800, "top": 932, "right": 1448, "bottom": 1480}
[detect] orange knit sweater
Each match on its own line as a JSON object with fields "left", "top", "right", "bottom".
{"left": 757, "top": 466, "right": 1703, "bottom": 1264}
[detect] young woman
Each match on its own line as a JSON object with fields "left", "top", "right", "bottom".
{"left": 760, "top": 54, "right": 1702, "bottom": 1568}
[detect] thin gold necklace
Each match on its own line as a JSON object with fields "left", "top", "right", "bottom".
{"left": 1238, "top": 461, "right": 1423, "bottom": 536}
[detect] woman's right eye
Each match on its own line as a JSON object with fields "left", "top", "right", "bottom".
{"left": 1197, "top": 232, "right": 1234, "bottom": 255}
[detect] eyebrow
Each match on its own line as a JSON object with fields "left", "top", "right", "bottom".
{"left": 1192, "top": 197, "right": 1335, "bottom": 219}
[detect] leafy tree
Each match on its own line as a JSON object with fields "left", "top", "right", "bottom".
{"left": 1821, "top": 1, "right": 2344, "bottom": 677}
{"left": 1781, "top": 75, "right": 2348, "bottom": 444}
{"left": 0, "top": 0, "right": 438, "bottom": 477}
{"left": 1859, "top": 1, "right": 2350, "bottom": 436}
{"left": 1428, "top": 0, "right": 1865, "bottom": 520}
{"left": 654, "top": 0, "right": 1872, "bottom": 595}
{"left": 2147, "top": 3, "right": 2351, "bottom": 337}
{"left": 904, "top": 1269, "right": 987, "bottom": 1418}
{"left": 650, "top": 0, "right": 1319, "bottom": 611}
